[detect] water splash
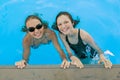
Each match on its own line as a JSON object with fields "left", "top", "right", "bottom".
{"left": 91, "top": 50, "right": 114, "bottom": 64}
{"left": 104, "top": 50, "right": 115, "bottom": 56}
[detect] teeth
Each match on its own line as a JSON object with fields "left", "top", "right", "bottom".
{"left": 62, "top": 28, "right": 66, "bottom": 32}
{"left": 35, "top": 33, "right": 40, "bottom": 37}
{"left": 62, "top": 27, "right": 68, "bottom": 32}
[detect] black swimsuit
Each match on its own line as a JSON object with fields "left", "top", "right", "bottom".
{"left": 66, "top": 29, "right": 97, "bottom": 59}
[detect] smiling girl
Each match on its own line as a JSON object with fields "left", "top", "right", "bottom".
{"left": 15, "top": 14, "right": 70, "bottom": 69}
{"left": 52, "top": 11, "right": 112, "bottom": 69}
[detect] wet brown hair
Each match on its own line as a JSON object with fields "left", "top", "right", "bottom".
{"left": 52, "top": 11, "right": 80, "bottom": 32}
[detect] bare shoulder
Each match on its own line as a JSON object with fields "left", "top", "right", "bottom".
{"left": 23, "top": 34, "right": 31, "bottom": 46}
{"left": 80, "top": 29, "right": 89, "bottom": 35}
{"left": 80, "top": 29, "right": 94, "bottom": 43}
{"left": 45, "top": 28, "right": 55, "bottom": 34}
{"left": 80, "top": 29, "right": 91, "bottom": 39}
{"left": 45, "top": 28, "right": 56, "bottom": 39}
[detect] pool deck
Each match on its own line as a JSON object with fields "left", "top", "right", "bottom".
{"left": 0, "top": 65, "right": 120, "bottom": 80}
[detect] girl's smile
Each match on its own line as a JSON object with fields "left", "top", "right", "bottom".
{"left": 57, "top": 15, "right": 74, "bottom": 35}
{"left": 26, "top": 19, "right": 44, "bottom": 39}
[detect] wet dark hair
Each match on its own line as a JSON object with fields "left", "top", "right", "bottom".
{"left": 21, "top": 14, "right": 48, "bottom": 32}
{"left": 52, "top": 11, "right": 80, "bottom": 32}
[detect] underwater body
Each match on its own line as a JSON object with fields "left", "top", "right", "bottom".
{"left": 0, "top": 0, "right": 120, "bottom": 65}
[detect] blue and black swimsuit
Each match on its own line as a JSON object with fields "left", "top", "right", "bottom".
{"left": 66, "top": 29, "right": 97, "bottom": 59}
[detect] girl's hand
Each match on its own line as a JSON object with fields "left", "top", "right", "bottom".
{"left": 98, "top": 54, "right": 112, "bottom": 69}
{"left": 61, "top": 59, "right": 70, "bottom": 69}
{"left": 70, "top": 56, "right": 84, "bottom": 68}
{"left": 15, "top": 60, "right": 27, "bottom": 69}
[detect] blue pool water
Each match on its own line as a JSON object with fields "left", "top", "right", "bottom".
{"left": 0, "top": 0, "right": 120, "bottom": 65}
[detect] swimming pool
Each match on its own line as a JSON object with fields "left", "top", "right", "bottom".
{"left": 0, "top": 0, "right": 120, "bottom": 65}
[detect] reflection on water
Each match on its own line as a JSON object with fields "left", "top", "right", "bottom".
{"left": 0, "top": 0, "right": 120, "bottom": 64}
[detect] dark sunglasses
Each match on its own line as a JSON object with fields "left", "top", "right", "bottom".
{"left": 27, "top": 24, "right": 43, "bottom": 32}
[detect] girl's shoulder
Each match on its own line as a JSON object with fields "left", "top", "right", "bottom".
{"left": 79, "top": 28, "right": 92, "bottom": 42}
{"left": 79, "top": 28, "right": 88, "bottom": 35}
{"left": 23, "top": 34, "right": 32, "bottom": 44}
{"left": 45, "top": 28, "right": 54, "bottom": 34}
{"left": 44, "top": 28, "right": 56, "bottom": 39}
{"left": 79, "top": 28, "right": 85, "bottom": 32}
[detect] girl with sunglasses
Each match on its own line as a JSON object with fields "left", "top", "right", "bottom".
{"left": 52, "top": 11, "right": 112, "bottom": 69}
{"left": 15, "top": 15, "right": 70, "bottom": 69}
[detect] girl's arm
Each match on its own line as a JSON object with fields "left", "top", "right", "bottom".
{"left": 80, "top": 29, "right": 103, "bottom": 55}
{"left": 59, "top": 33, "right": 84, "bottom": 69}
{"left": 15, "top": 34, "right": 31, "bottom": 69}
{"left": 22, "top": 34, "right": 31, "bottom": 62}
{"left": 80, "top": 29, "right": 112, "bottom": 68}
{"left": 59, "top": 33, "right": 73, "bottom": 57}
{"left": 49, "top": 30, "right": 66, "bottom": 60}
{"left": 49, "top": 30, "right": 70, "bottom": 69}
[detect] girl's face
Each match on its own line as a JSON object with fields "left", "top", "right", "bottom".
{"left": 26, "top": 18, "right": 44, "bottom": 39}
{"left": 57, "top": 15, "right": 74, "bottom": 35}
